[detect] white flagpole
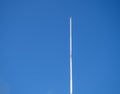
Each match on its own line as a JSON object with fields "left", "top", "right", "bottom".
{"left": 70, "top": 17, "right": 73, "bottom": 94}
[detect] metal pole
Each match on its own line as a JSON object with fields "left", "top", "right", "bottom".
{"left": 70, "top": 17, "right": 73, "bottom": 94}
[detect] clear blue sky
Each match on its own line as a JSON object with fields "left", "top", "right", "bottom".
{"left": 0, "top": 0, "right": 120, "bottom": 94}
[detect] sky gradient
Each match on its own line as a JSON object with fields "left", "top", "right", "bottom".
{"left": 0, "top": 0, "right": 120, "bottom": 94}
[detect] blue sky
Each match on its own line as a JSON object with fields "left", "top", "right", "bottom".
{"left": 0, "top": 0, "right": 120, "bottom": 94}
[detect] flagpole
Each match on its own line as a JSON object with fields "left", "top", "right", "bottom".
{"left": 70, "top": 17, "right": 73, "bottom": 94}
